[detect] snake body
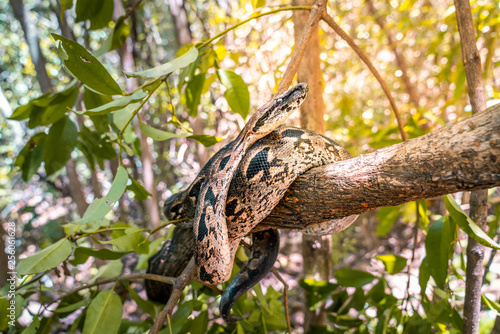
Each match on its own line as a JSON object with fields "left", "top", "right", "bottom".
{"left": 192, "top": 83, "right": 309, "bottom": 284}
{"left": 149, "top": 124, "right": 356, "bottom": 319}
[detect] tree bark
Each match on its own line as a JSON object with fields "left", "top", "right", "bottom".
{"left": 9, "top": 0, "right": 52, "bottom": 93}
{"left": 454, "top": 1, "right": 489, "bottom": 333}
{"left": 293, "top": 0, "right": 329, "bottom": 329}
{"left": 168, "top": 0, "right": 192, "bottom": 47}
{"left": 256, "top": 104, "right": 499, "bottom": 229}
{"left": 65, "top": 158, "right": 88, "bottom": 216}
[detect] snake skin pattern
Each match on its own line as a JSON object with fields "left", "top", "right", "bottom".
{"left": 192, "top": 84, "right": 309, "bottom": 284}
{"left": 149, "top": 126, "right": 356, "bottom": 319}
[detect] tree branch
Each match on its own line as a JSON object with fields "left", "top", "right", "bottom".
{"left": 259, "top": 104, "right": 500, "bottom": 229}
{"left": 454, "top": 0, "right": 489, "bottom": 332}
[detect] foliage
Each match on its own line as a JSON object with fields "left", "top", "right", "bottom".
{"left": 0, "top": 0, "right": 499, "bottom": 333}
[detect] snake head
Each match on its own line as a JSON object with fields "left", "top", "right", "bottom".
{"left": 250, "top": 83, "right": 309, "bottom": 136}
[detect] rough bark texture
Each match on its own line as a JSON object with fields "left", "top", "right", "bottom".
{"left": 9, "top": 0, "right": 52, "bottom": 93}
{"left": 257, "top": 104, "right": 499, "bottom": 229}
{"left": 293, "top": 0, "right": 329, "bottom": 329}
{"left": 454, "top": 0, "right": 489, "bottom": 333}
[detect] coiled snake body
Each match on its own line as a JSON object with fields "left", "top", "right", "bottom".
{"left": 146, "top": 86, "right": 357, "bottom": 318}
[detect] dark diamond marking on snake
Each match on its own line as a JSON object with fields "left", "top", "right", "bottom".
{"left": 189, "top": 178, "right": 205, "bottom": 197}
{"left": 204, "top": 186, "right": 216, "bottom": 207}
{"left": 219, "top": 155, "right": 231, "bottom": 171}
{"left": 281, "top": 128, "right": 304, "bottom": 138}
{"left": 197, "top": 213, "right": 208, "bottom": 241}
{"left": 246, "top": 147, "right": 271, "bottom": 181}
{"left": 199, "top": 266, "right": 214, "bottom": 282}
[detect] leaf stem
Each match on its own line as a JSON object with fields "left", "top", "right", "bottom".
{"left": 199, "top": 6, "right": 312, "bottom": 49}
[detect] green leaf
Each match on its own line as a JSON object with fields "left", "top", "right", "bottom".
{"left": 334, "top": 268, "right": 376, "bottom": 288}
{"left": 17, "top": 238, "right": 72, "bottom": 276}
{"left": 188, "top": 134, "right": 221, "bottom": 147}
{"left": 112, "top": 101, "right": 141, "bottom": 131}
{"left": 444, "top": 194, "right": 500, "bottom": 249}
{"left": 82, "top": 290, "right": 122, "bottom": 334}
{"left": 16, "top": 133, "right": 47, "bottom": 181}
{"left": 122, "top": 281, "right": 157, "bottom": 315}
{"left": 139, "top": 123, "right": 220, "bottom": 147}
{"left": 253, "top": 283, "right": 271, "bottom": 314}
{"left": 376, "top": 254, "right": 408, "bottom": 275}
{"left": 11, "top": 83, "right": 79, "bottom": 126}
{"left": 124, "top": 46, "right": 198, "bottom": 78}
{"left": 93, "top": 17, "right": 130, "bottom": 57}
{"left": 53, "top": 34, "right": 122, "bottom": 95}
{"left": 21, "top": 315, "right": 40, "bottom": 334}
{"left": 70, "top": 247, "right": 129, "bottom": 266}
{"left": 91, "top": 260, "right": 123, "bottom": 281}
{"left": 54, "top": 299, "right": 90, "bottom": 313}
{"left": 186, "top": 73, "right": 206, "bottom": 116}
{"left": 425, "top": 216, "right": 453, "bottom": 289}
{"left": 126, "top": 177, "right": 151, "bottom": 201}
{"left": 104, "top": 230, "right": 144, "bottom": 251}
{"left": 139, "top": 122, "right": 185, "bottom": 141}
{"left": 376, "top": 206, "right": 402, "bottom": 236}
{"left": 218, "top": 69, "right": 250, "bottom": 118}
{"left": 42, "top": 117, "right": 78, "bottom": 175}
{"left": 75, "top": 0, "right": 114, "bottom": 30}
{"left": 481, "top": 294, "right": 500, "bottom": 312}
{"left": 76, "top": 89, "right": 148, "bottom": 115}
{"left": 299, "top": 279, "right": 338, "bottom": 310}
{"left": 71, "top": 166, "right": 128, "bottom": 225}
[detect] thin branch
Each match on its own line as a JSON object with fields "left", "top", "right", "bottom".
{"left": 320, "top": 13, "right": 408, "bottom": 142}
{"left": 271, "top": 268, "right": 292, "bottom": 334}
{"left": 149, "top": 258, "right": 196, "bottom": 334}
{"left": 57, "top": 273, "right": 176, "bottom": 301}
{"left": 275, "top": 0, "right": 327, "bottom": 95}
{"left": 454, "top": 0, "right": 489, "bottom": 333}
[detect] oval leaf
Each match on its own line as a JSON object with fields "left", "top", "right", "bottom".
{"left": 83, "top": 290, "right": 122, "bottom": 334}
{"left": 139, "top": 122, "right": 186, "bottom": 141}
{"left": 218, "top": 69, "right": 250, "bottom": 118}
{"left": 425, "top": 216, "right": 453, "bottom": 289}
{"left": 125, "top": 46, "right": 198, "bottom": 78}
{"left": 42, "top": 117, "right": 78, "bottom": 176}
{"left": 334, "top": 268, "right": 376, "bottom": 288}
{"left": 75, "top": 89, "right": 148, "bottom": 115}
{"left": 444, "top": 194, "right": 500, "bottom": 250}
{"left": 53, "top": 34, "right": 122, "bottom": 95}
{"left": 72, "top": 166, "right": 128, "bottom": 225}
{"left": 376, "top": 254, "right": 407, "bottom": 275}
{"left": 17, "top": 238, "right": 72, "bottom": 276}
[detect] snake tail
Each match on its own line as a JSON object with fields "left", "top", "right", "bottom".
{"left": 220, "top": 228, "right": 280, "bottom": 321}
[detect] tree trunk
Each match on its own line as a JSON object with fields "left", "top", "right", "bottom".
{"left": 454, "top": 1, "right": 489, "bottom": 333}
{"left": 293, "top": 0, "right": 329, "bottom": 329}
{"left": 9, "top": 0, "right": 52, "bottom": 93}
{"left": 114, "top": 0, "right": 161, "bottom": 228}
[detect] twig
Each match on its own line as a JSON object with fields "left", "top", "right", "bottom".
{"left": 271, "top": 268, "right": 292, "bottom": 334}
{"left": 149, "top": 258, "right": 196, "bottom": 334}
{"left": 275, "top": 0, "right": 327, "bottom": 95}
{"left": 454, "top": 0, "right": 488, "bottom": 333}
{"left": 57, "top": 273, "right": 175, "bottom": 301}
{"left": 320, "top": 13, "right": 408, "bottom": 142}
{"left": 404, "top": 201, "right": 420, "bottom": 312}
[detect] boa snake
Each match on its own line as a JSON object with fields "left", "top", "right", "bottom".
{"left": 146, "top": 83, "right": 358, "bottom": 319}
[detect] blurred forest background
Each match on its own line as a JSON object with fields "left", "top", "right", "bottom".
{"left": 0, "top": 0, "right": 499, "bottom": 333}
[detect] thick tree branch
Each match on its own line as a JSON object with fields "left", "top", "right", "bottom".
{"left": 259, "top": 104, "right": 500, "bottom": 229}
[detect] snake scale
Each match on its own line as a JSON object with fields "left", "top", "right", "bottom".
{"left": 146, "top": 84, "right": 357, "bottom": 319}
